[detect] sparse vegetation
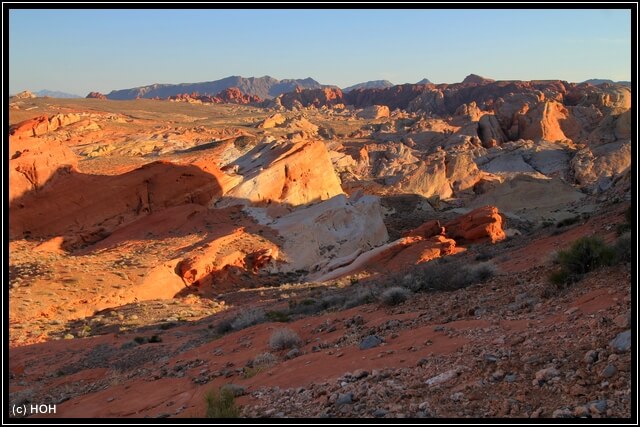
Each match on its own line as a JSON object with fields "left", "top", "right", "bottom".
{"left": 549, "top": 236, "right": 616, "bottom": 286}
{"left": 230, "top": 308, "right": 265, "bottom": 331}
{"left": 244, "top": 352, "right": 278, "bottom": 378}
{"left": 402, "top": 259, "right": 497, "bottom": 293}
{"left": 556, "top": 215, "right": 581, "bottom": 228}
{"left": 204, "top": 388, "right": 240, "bottom": 418}
{"left": 380, "top": 286, "right": 411, "bottom": 306}
{"left": 269, "top": 328, "right": 302, "bottom": 351}
{"left": 616, "top": 206, "right": 632, "bottom": 235}
{"left": 265, "top": 310, "right": 290, "bottom": 323}
{"left": 613, "top": 232, "right": 631, "bottom": 264}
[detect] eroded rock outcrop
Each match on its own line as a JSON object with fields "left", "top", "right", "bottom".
{"left": 86, "top": 91, "right": 107, "bottom": 99}
{"left": 444, "top": 206, "right": 506, "bottom": 243}
{"left": 9, "top": 137, "right": 78, "bottom": 203}
{"left": 217, "top": 138, "right": 343, "bottom": 207}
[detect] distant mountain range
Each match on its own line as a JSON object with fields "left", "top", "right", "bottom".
{"left": 90, "top": 75, "right": 630, "bottom": 101}
{"left": 35, "top": 89, "right": 82, "bottom": 98}
{"left": 105, "top": 76, "right": 335, "bottom": 100}
{"left": 343, "top": 80, "right": 394, "bottom": 92}
{"left": 582, "top": 79, "right": 631, "bottom": 87}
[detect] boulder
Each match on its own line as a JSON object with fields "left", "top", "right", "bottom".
{"left": 357, "top": 105, "right": 390, "bottom": 119}
{"left": 218, "top": 138, "right": 343, "bottom": 207}
{"left": 257, "top": 113, "right": 287, "bottom": 129}
{"left": 478, "top": 114, "right": 507, "bottom": 147}
{"left": 444, "top": 206, "right": 506, "bottom": 243}
{"left": 571, "top": 141, "right": 631, "bottom": 192}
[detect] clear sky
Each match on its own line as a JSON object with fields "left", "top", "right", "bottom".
{"left": 9, "top": 8, "right": 632, "bottom": 96}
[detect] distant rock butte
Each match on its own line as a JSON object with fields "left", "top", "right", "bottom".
{"left": 13, "top": 90, "right": 36, "bottom": 99}
{"left": 462, "top": 74, "right": 496, "bottom": 85}
{"left": 86, "top": 91, "right": 107, "bottom": 99}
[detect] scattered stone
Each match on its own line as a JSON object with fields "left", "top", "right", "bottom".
{"left": 417, "top": 358, "right": 428, "bottom": 367}
{"left": 552, "top": 408, "right": 573, "bottom": 418}
{"left": 610, "top": 330, "right": 631, "bottom": 353}
{"left": 336, "top": 392, "right": 353, "bottom": 405}
{"left": 613, "top": 314, "right": 629, "bottom": 328}
{"left": 504, "top": 374, "right": 517, "bottom": 383}
{"left": 583, "top": 350, "right": 598, "bottom": 364}
{"left": 372, "top": 408, "right": 387, "bottom": 418}
{"left": 600, "top": 364, "right": 617, "bottom": 379}
{"left": 353, "top": 369, "right": 369, "bottom": 380}
{"left": 534, "top": 367, "right": 560, "bottom": 385}
{"left": 574, "top": 406, "right": 589, "bottom": 417}
{"left": 359, "top": 335, "right": 383, "bottom": 350}
{"left": 286, "top": 348, "right": 301, "bottom": 360}
{"left": 426, "top": 368, "right": 460, "bottom": 386}
{"left": 588, "top": 400, "right": 607, "bottom": 415}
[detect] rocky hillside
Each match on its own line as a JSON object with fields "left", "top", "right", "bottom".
{"left": 7, "top": 76, "right": 631, "bottom": 419}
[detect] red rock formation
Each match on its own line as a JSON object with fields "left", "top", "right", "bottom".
{"left": 404, "top": 220, "right": 444, "bottom": 239}
{"left": 279, "top": 87, "right": 344, "bottom": 109}
{"left": 213, "top": 87, "right": 262, "bottom": 104}
{"left": 168, "top": 88, "right": 262, "bottom": 105}
{"left": 9, "top": 136, "right": 78, "bottom": 202}
{"left": 444, "top": 206, "right": 506, "bottom": 243}
{"left": 86, "top": 91, "right": 107, "bottom": 99}
{"left": 9, "top": 115, "right": 50, "bottom": 138}
{"left": 10, "top": 114, "right": 82, "bottom": 139}
{"left": 9, "top": 161, "right": 223, "bottom": 247}
{"left": 518, "top": 101, "right": 580, "bottom": 142}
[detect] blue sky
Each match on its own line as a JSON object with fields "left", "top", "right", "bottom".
{"left": 9, "top": 8, "right": 632, "bottom": 95}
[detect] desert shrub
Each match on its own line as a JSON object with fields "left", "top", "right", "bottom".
{"left": 380, "top": 286, "right": 411, "bottom": 306}
{"left": 408, "top": 259, "right": 497, "bottom": 293}
{"left": 148, "top": 335, "right": 162, "bottom": 343}
{"left": 613, "top": 232, "right": 632, "bottom": 264}
{"left": 463, "top": 262, "right": 497, "bottom": 284}
{"left": 265, "top": 310, "right": 290, "bottom": 323}
{"left": 133, "top": 336, "right": 146, "bottom": 344}
{"left": 253, "top": 352, "right": 278, "bottom": 367}
{"left": 549, "top": 236, "right": 615, "bottom": 285}
{"left": 215, "top": 318, "right": 234, "bottom": 335}
{"left": 205, "top": 388, "right": 240, "bottom": 418}
{"left": 556, "top": 215, "right": 581, "bottom": 228}
{"left": 230, "top": 308, "right": 265, "bottom": 331}
{"left": 616, "top": 206, "right": 632, "bottom": 235}
{"left": 475, "top": 252, "right": 493, "bottom": 262}
{"left": 343, "top": 287, "right": 376, "bottom": 309}
{"left": 269, "top": 328, "right": 302, "bottom": 351}
{"left": 244, "top": 352, "right": 278, "bottom": 378}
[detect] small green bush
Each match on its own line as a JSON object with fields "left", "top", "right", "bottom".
{"left": 613, "top": 232, "right": 631, "bottom": 264}
{"left": 148, "top": 335, "right": 162, "bottom": 343}
{"left": 380, "top": 286, "right": 411, "bottom": 306}
{"left": 549, "top": 236, "right": 616, "bottom": 285}
{"left": 205, "top": 388, "right": 240, "bottom": 418}
{"left": 265, "top": 310, "right": 290, "bottom": 323}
